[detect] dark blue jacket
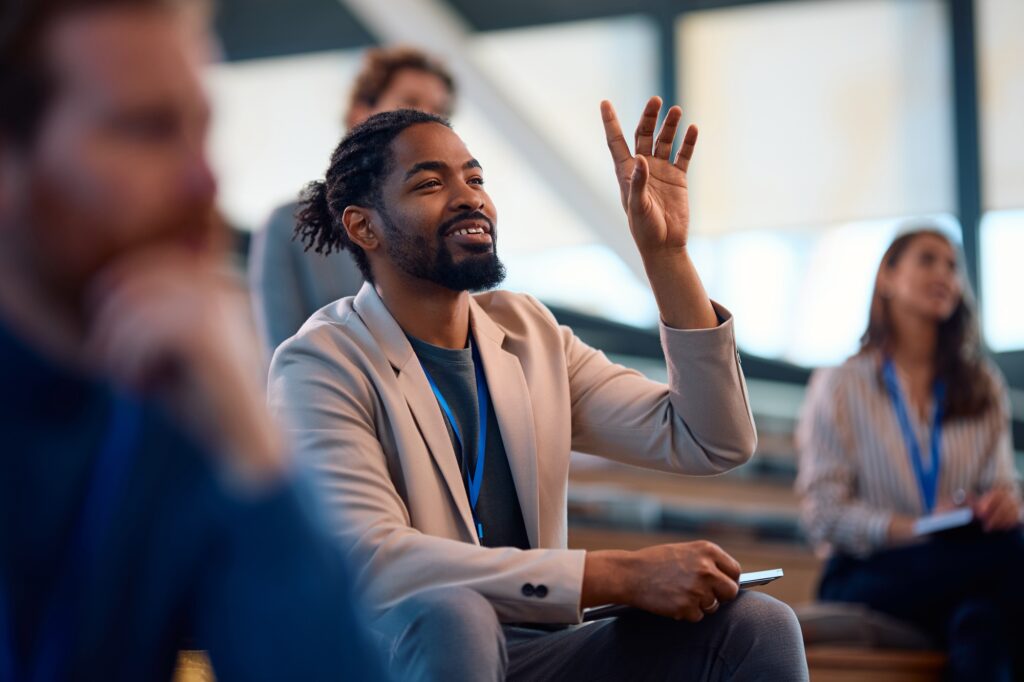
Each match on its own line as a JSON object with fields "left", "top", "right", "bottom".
{"left": 0, "top": 320, "right": 388, "bottom": 681}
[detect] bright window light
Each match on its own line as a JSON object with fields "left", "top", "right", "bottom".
{"left": 978, "top": 0, "right": 1024, "bottom": 211}
{"left": 678, "top": 0, "right": 954, "bottom": 236}
{"left": 204, "top": 50, "right": 361, "bottom": 231}
{"left": 981, "top": 212, "right": 1024, "bottom": 352}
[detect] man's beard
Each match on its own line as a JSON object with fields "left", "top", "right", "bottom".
{"left": 379, "top": 208, "right": 506, "bottom": 292}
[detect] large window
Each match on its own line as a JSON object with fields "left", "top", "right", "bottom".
{"left": 204, "top": 2, "right": 1010, "bottom": 366}
{"left": 978, "top": 0, "right": 1024, "bottom": 352}
{"left": 205, "top": 50, "right": 361, "bottom": 230}
{"left": 677, "top": 0, "right": 957, "bottom": 365}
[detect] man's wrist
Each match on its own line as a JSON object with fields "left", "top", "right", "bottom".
{"left": 639, "top": 245, "right": 690, "bottom": 275}
{"left": 641, "top": 248, "right": 718, "bottom": 331}
{"left": 582, "top": 549, "right": 634, "bottom": 607}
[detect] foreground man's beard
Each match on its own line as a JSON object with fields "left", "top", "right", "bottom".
{"left": 381, "top": 210, "right": 506, "bottom": 292}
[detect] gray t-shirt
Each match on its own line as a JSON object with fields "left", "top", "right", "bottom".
{"left": 408, "top": 335, "right": 530, "bottom": 550}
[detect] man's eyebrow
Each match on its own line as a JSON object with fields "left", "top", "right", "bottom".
{"left": 404, "top": 161, "right": 444, "bottom": 180}
{"left": 403, "top": 159, "right": 482, "bottom": 180}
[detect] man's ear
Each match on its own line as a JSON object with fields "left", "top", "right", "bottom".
{"left": 342, "top": 206, "right": 380, "bottom": 252}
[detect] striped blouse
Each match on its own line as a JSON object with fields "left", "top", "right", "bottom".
{"left": 795, "top": 351, "right": 1020, "bottom": 558}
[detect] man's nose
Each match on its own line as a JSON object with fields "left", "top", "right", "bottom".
{"left": 450, "top": 186, "right": 484, "bottom": 213}
{"left": 183, "top": 151, "right": 217, "bottom": 205}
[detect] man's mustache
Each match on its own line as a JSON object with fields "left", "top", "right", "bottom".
{"left": 435, "top": 211, "right": 495, "bottom": 239}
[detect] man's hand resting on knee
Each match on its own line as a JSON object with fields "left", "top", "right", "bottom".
{"left": 581, "top": 541, "right": 742, "bottom": 622}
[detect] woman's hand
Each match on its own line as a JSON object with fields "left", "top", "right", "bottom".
{"left": 974, "top": 488, "right": 1022, "bottom": 533}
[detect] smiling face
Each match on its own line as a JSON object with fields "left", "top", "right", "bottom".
{"left": 880, "top": 232, "right": 962, "bottom": 323}
{"left": 365, "top": 121, "right": 504, "bottom": 292}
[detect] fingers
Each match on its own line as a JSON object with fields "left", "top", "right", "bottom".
{"left": 600, "top": 100, "right": 631, "bottom": 166}
{"left": 700, "top": 596, "right": 721, "bottom": 616}
{"left": 702, "top": 540, "right": 742, "bottom": 581}
{"left": 633, "top": 96, "right": 661, "bottom": 157}
{"left": 653, "top": 105, "right": 682, "bottom": 160}
{"left": 978, "top": 490, "right": 1021, "bottom": 532}
{"left": 674, "top": 124, "right": 699, "bottom": 173}
{"left": 627, "top": 155, "right": 649, "bottom": 214}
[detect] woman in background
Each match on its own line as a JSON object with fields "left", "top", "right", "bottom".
{"left": 797, "top": 227, "right": 1024, "bottom": 681}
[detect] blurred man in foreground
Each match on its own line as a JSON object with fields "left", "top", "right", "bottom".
{"left": 249, "top": 46, "right": 456, "bottom": 354}
{"left": 0, "top": 0, "right": 385, "bottom": 679}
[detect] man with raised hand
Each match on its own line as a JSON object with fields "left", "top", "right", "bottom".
{"left": 270, "top": 99, "right": 808, "bottom": 680}
{"left": 0, "top": 0, "right": 385, "bottom": 679}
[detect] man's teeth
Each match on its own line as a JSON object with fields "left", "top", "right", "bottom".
{"left": 452, "top": 227, "right": 486, "bottom": 236}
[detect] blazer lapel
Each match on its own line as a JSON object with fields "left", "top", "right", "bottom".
{"left": 470, "top": 299, "right": 541, "bottom": 549}
{"left": 353, "top": 284, "right": 477, "bottom": 540}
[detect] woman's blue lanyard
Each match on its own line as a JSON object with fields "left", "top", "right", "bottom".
{"left": 0, "top": 392, "right": 141, "bottom": 682}
{"left": 882, "top": 358, "right": 946, "bottom": 514}
{"left": 419, "top": 343, "right": 489, "bottom": 542}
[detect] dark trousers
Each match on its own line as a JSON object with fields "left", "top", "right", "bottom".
{"left": 819, "top": 527, "right": 1024, "bottom": 682}
{"left": 374, "top": 587, "right": 808, "bottom": 681}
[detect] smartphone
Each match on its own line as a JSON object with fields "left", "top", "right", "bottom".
{"left": 739, "top": 568, "right": 784, "bottom": 587}
{"left": 582, "top": 569, "right": 785, "bottom": 622}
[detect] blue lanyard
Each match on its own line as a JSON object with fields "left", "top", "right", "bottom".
{"left": 419, "top": 343, "right": 489, "bottom": 542}
{"left": 882, "top": 358, "right": 945, "bottom": 514}
{"left": 0, "top": 392, "right": 141, "bottom": 682}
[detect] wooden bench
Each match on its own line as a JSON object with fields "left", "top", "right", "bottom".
{"left": 807, "top": 646, "right": 946, "bottom": 682}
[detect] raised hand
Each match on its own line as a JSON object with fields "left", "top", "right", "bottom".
{"left": 600, "top": 96, "right": 716, "bottom": 330}
{"left": 601, "top": 96, "right": 698, "bottom": 259}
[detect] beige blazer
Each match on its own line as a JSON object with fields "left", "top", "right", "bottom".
{"left": 268, "top": 283, "right": 756, "bottom": 624}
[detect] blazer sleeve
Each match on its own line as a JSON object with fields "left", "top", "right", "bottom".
{"left": 795, "top": 368, "right": 893, "bottom": 557}
{"left": 249, "top": 203, "right": 311, "bottom": 354}
{"left": 268, "top": 330, "right": 587, "bottom": 625}
{"left": 532, "top": 297, "right": 757, "bottom": 475}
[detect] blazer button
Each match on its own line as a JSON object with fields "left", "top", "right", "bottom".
{"left": 534, "top": 584, "right": 548, "bottom": 598}
{"left": 521, "top": 583, "right": 535, "bottom": 597}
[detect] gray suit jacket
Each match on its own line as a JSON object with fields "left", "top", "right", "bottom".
{"left": 248, "top": 201, "right": 365, "bottom": 353}
{"left": 268, "top": 283, "right": 757, "bottom": 624}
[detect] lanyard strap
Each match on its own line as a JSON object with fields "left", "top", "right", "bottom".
{"left": 419, "top": 343, "right": 489, "bottom": 541}
{"left": 882, "top": 358, "right": 945, "bottom": 514}
{"left": 0, "top": 392, "right": 141, "bottom": 682}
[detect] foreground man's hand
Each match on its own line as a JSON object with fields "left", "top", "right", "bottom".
{"left": 601, "top": 96, "right": 717, "bottom": 330}
{"left": 582, "top": 541, "right": 742, "bottom": 622}
{"left": 85, "top": 247, "right": 286, "bottom": 488}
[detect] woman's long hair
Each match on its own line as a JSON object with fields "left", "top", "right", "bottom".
{"left": 858, "top": 227, "right": 992, "bottom": 419}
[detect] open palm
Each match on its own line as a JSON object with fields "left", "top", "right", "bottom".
{"left": 601, "top": 97, "right": 697, "bottom": 257}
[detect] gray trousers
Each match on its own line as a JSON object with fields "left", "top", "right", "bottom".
{"left": 372, "top": 587, "right": 809, "bottom": 681}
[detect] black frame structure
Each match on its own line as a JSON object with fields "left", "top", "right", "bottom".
{"left": 215, "top": 0, "right": 1022, "bottom": 404}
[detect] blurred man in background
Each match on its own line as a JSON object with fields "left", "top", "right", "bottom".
{"left": 0, "top": 0, "right": 385, "bottom": 679}
{"left": 249, "top": 46, "right": 456, "bottom": 354}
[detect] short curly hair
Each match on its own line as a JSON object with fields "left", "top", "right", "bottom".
{"left": 295, "top": 109, "right": 451, "bottom": 283}
{"left": 347, "top": 46, "right": 455, "bottom": 119}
